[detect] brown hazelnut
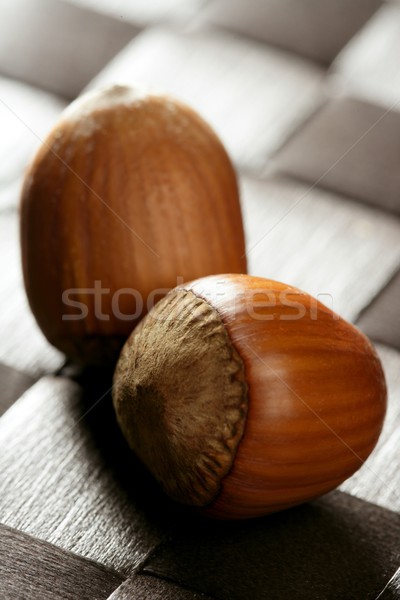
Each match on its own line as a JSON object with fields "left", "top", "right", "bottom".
{"left": 20, "top": 86, "right": 246, "bottom": 365}
{"left": 113, "top": 274, "right": 386, "bottom": 519}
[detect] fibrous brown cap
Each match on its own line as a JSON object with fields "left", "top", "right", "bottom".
{"left": 112, "top": 288, "right": 248, "bottom": 506}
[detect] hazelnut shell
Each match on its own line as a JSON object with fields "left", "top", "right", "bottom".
{"left": 113, "top": 274, "right": 387, "bottom": 519}
{"left": 20, "top": 86, "right": 246, "bottom": 365}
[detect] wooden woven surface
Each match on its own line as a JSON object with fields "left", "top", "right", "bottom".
{"left": 1, "top": 1, "right": 400, "bottom": 598}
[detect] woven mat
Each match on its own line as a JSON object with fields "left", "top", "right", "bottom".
{"left": 1, "top": 1, "right": 400, "bottom": 598}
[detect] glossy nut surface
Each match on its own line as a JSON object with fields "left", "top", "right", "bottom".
{"left": 113, "top": 274, "right": 387, "bottom": 519}
{"left": 20, "top": 86, "right": 246, "bottom": 365}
